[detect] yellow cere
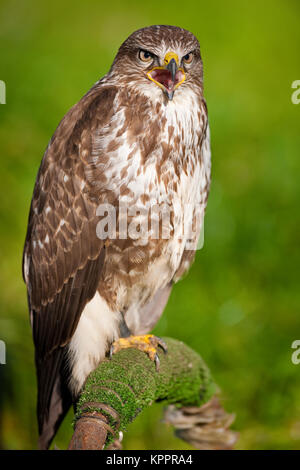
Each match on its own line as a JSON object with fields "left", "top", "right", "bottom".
{"left": 164, "top": 51, "right": 179, "bottom": 65}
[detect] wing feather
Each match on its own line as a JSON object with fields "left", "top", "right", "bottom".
{"left": 23, "top": 84, "right": 117, "bottom": 448}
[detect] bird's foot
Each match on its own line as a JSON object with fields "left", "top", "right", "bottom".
{"left": 110, "top": 334, "right": 167, "bottom": 371}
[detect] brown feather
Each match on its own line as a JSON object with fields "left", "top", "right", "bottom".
{"left": 23, "top": 85, "right": 117, "bottom": 447}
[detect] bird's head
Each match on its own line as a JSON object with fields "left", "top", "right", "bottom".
{"left": 110, "top": 25, "right": 203, "bottom": 102}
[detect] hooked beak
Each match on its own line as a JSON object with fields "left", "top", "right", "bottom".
{"left": 146, "top": 51, "right": 185, "bottom": 101}
{"left": 166, "top": 58, "right": 177, "bottom": 82}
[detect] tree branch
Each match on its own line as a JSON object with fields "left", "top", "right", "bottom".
{"left": 68, "top": 337, "right": 237, "bottom": 450}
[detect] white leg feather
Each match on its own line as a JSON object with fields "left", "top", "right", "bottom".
{"left": 68, "top": 291, "right": 121, "bottom": 394}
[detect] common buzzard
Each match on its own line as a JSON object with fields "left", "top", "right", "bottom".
{"left": 23, "top": 25, "right": 211, "bottom": 449}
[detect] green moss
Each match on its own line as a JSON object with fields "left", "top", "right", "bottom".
{"left": 74, "top": 337, "right": 216, "bottom": 445}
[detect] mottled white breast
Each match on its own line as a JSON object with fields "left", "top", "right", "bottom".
{"left": 68, "top": 88, "right": 211, "bottom": 393}
{"left": 120, "top": 91, "right": 210, "bottom": 331}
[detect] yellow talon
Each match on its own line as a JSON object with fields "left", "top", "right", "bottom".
{"left": 110, "top": 334, "right": 167, "bottom": 371}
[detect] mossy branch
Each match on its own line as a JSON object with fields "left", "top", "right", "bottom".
{"left": 68, "top": 337, "right": 237, "bottom": 450}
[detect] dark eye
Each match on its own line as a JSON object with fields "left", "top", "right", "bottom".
{"left": 139, "top": 49, "right": 153, "bottom": 62}
{"left": 183, "top": 52, "right": 193, "bottom": 64}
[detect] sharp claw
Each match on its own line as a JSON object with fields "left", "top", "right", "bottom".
{"left": 154, "top": 353, "right": 160, "bottom": 372}
{"left": 109, "top": 344, "right": 115, "bottom": 359}
{"left": 156, "top": 336, "right": 168, "bottom": 354}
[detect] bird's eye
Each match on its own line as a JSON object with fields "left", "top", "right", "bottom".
{"left": 183, "top": 52, "right": 193, "bottom": 64}
{"left": 139, "top": 49, "right": 153, "bottom": 62}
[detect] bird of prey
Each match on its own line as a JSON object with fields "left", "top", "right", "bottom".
{"left": 22, "top": 25, "right": 211, "bottom": 449}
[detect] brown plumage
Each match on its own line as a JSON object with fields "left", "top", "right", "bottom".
{"left": 23, "top": 25, "right": 211, "bottom": 449}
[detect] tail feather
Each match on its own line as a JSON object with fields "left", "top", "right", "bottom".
{"left": 36, "top": 347, "right": 72, "bottom": 449}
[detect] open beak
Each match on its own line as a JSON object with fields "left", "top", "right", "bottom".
{"left": 166, "top": 57, "right": 177, "bottom": 82}
{"left": 146, "top": 51, "right": 185, "bottom": 100}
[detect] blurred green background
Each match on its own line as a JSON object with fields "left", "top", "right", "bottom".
{"left": 1, "top": 0, "right": 300, "bottom": 450}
